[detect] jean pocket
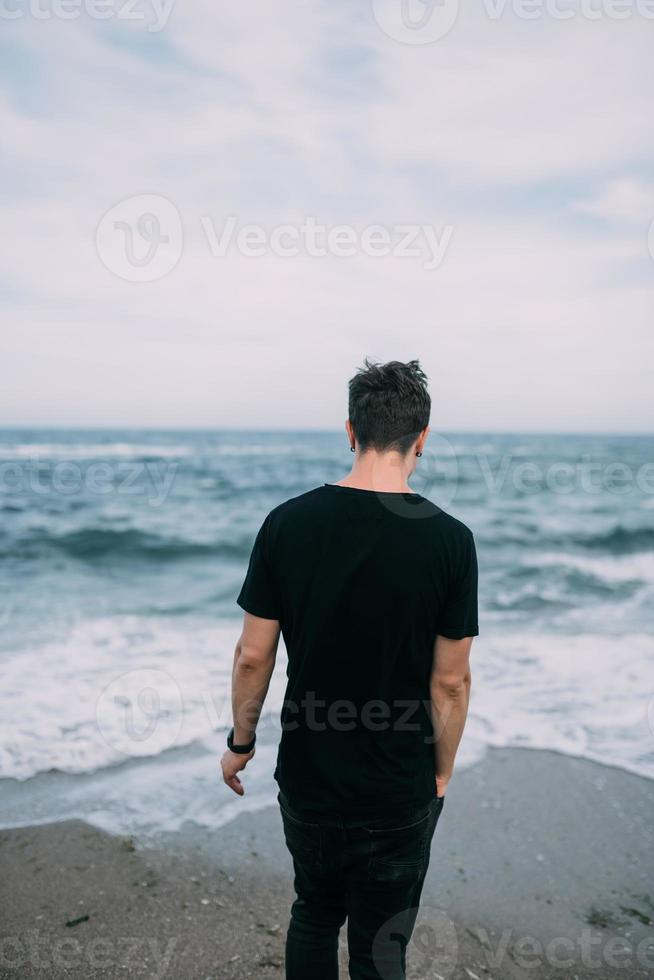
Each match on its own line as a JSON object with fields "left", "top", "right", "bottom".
{"left": 280, "top": 802, "right": 322, "bottom": 870}
{"left": 367, "top": 808, "right": 432, "bottom": 883}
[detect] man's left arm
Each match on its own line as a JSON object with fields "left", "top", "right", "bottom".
{"left": 220, "top": 611, "right": 280, "bottom": 796}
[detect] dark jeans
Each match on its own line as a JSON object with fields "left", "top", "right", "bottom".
{"left": 279, "top": 792, "right": 444, "bottom": 980}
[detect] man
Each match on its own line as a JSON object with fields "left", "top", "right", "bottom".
{"left": 221, "top": 359, "right": 478, "bottom": 980}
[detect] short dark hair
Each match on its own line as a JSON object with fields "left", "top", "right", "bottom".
{"left": 348, "top": 358, "right": 431, "bottom": 454}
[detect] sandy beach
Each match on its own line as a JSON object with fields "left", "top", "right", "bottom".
{"left": 1, "top": 747, "right": 653, "bottom": 979}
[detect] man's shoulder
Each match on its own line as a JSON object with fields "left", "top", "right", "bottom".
{"left": 408, "top": 503, "right": 475, "bottom": 559}
{"left": 431, "top": 507, "right": 475, "bottom": 542}
{"left": 266, "top": 486, "right": 329, "bottom": 526}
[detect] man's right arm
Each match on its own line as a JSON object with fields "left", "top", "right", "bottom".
{"left": 430, "top": 635, "right": 473, "bottom": 798}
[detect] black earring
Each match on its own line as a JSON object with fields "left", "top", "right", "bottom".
{"left": 350, "top": 446, "right": 355, "bottom": 453}
{"left": 416, "top": 451, "right": 422, "bottom": 457}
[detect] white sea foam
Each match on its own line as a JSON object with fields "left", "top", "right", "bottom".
{"left": 0, "top": 735, "right": 285, "bottom": 837}
{"left": 532, "top": 550, "right": 654, "bottom": 584}
{"left": 464, "top": 631, "right": 654, "bottom": 780}
{"left": 0, "top": 615, "right": 288, "bottom": 782}
{"left": 0, "top": 443, "right": 191, "bottom": 459}
{"left": 1, "top": 618, "right": 652, "bottom": 795}
{"left": 210, "top": 444, "right": 314, "bottom": 456}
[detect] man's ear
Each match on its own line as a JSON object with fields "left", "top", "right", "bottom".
{"left": 416, "top": 426, "right": 430, "bottom": 454}
{"left": 345, "top": 419, "right": 355, "bottom": 449}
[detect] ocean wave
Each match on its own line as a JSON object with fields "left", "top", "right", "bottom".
{"left": 484, "top": 554, "right": 649, "bottom": 619}
{"left": 530, "top": 550, "right": 654, "bottom": 584}
{"left": 576, "top": 525, "right": 654, "bottom": 555}
{"left": 9, "top": 527, "right": 251, "bottom": 563}
{"left": 0, "top": 443, "right": 191, "bottom": 460}
{"left": 496, "top": 560, "right": 645, "bottom": 605}
{"left": 478, "top": 524, "right": 654, "bottom": 556}
{"left": 1, "top": 623, "right": 652, "bottom": 795}
{"left": 0, "top": 615, "right": 289, "bottom": 782}
{"left": 488, "top": 593, "right": 571, "bottom": 613}
{"left": 464, "top": 631, "right": 654, "bottom": 783}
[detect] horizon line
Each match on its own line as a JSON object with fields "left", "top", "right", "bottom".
{"left": 0, "top": 425, "right": 651, "bottom": 438}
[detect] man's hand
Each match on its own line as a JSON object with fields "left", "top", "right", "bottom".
{"left": 435, "top": 775, "right": 450, "bottom": 799}
{"left": 221, "top": 748, "right": 255, "bottom": 796}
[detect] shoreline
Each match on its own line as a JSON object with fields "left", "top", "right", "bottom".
{"left": 1, "top": 747, "right": 653, "bottom": 979}
{"left": 1, "top": 735, "right": 652, "bottom": 841}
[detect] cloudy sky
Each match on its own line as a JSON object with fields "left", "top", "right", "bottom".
{"left": 1, "top": 0, "right": 653, "bottom": 431}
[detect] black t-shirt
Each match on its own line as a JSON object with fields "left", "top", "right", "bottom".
{"left": 237, "top": 484, "right": 478, "bottom": 814}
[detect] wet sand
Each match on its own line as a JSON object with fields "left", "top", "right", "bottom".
{"left": 1, "top": 747, "right": 653, "bottom": 979}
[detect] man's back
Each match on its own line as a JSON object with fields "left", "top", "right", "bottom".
{"left": 222, "top": 359, "right": 478, "bottom": 980}
{"left": 237, "top": 483, "right": 478, "bottom": 812}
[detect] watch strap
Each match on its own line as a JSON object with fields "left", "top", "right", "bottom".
{"left": 227, "top": 728, "right": 256, "bottom": 754}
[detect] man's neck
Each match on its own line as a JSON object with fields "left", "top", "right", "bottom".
{"left": 335, "top": 451, "right": 414, "bottom": 494}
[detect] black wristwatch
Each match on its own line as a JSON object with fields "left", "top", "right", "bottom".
{"left": 227, "top": 728, "right": 256, "bottom": 754}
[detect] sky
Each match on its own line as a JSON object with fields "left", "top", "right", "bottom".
{"left": 1, "top": 0, "right": 653, "bottom": 432}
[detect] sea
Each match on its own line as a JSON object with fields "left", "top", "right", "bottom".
{"left": 0, "top": 429, "right": 652, "bottom": 838}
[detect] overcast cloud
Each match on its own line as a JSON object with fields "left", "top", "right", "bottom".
{"left": 1, "top": 0, "right": 652, "bottom": 430}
